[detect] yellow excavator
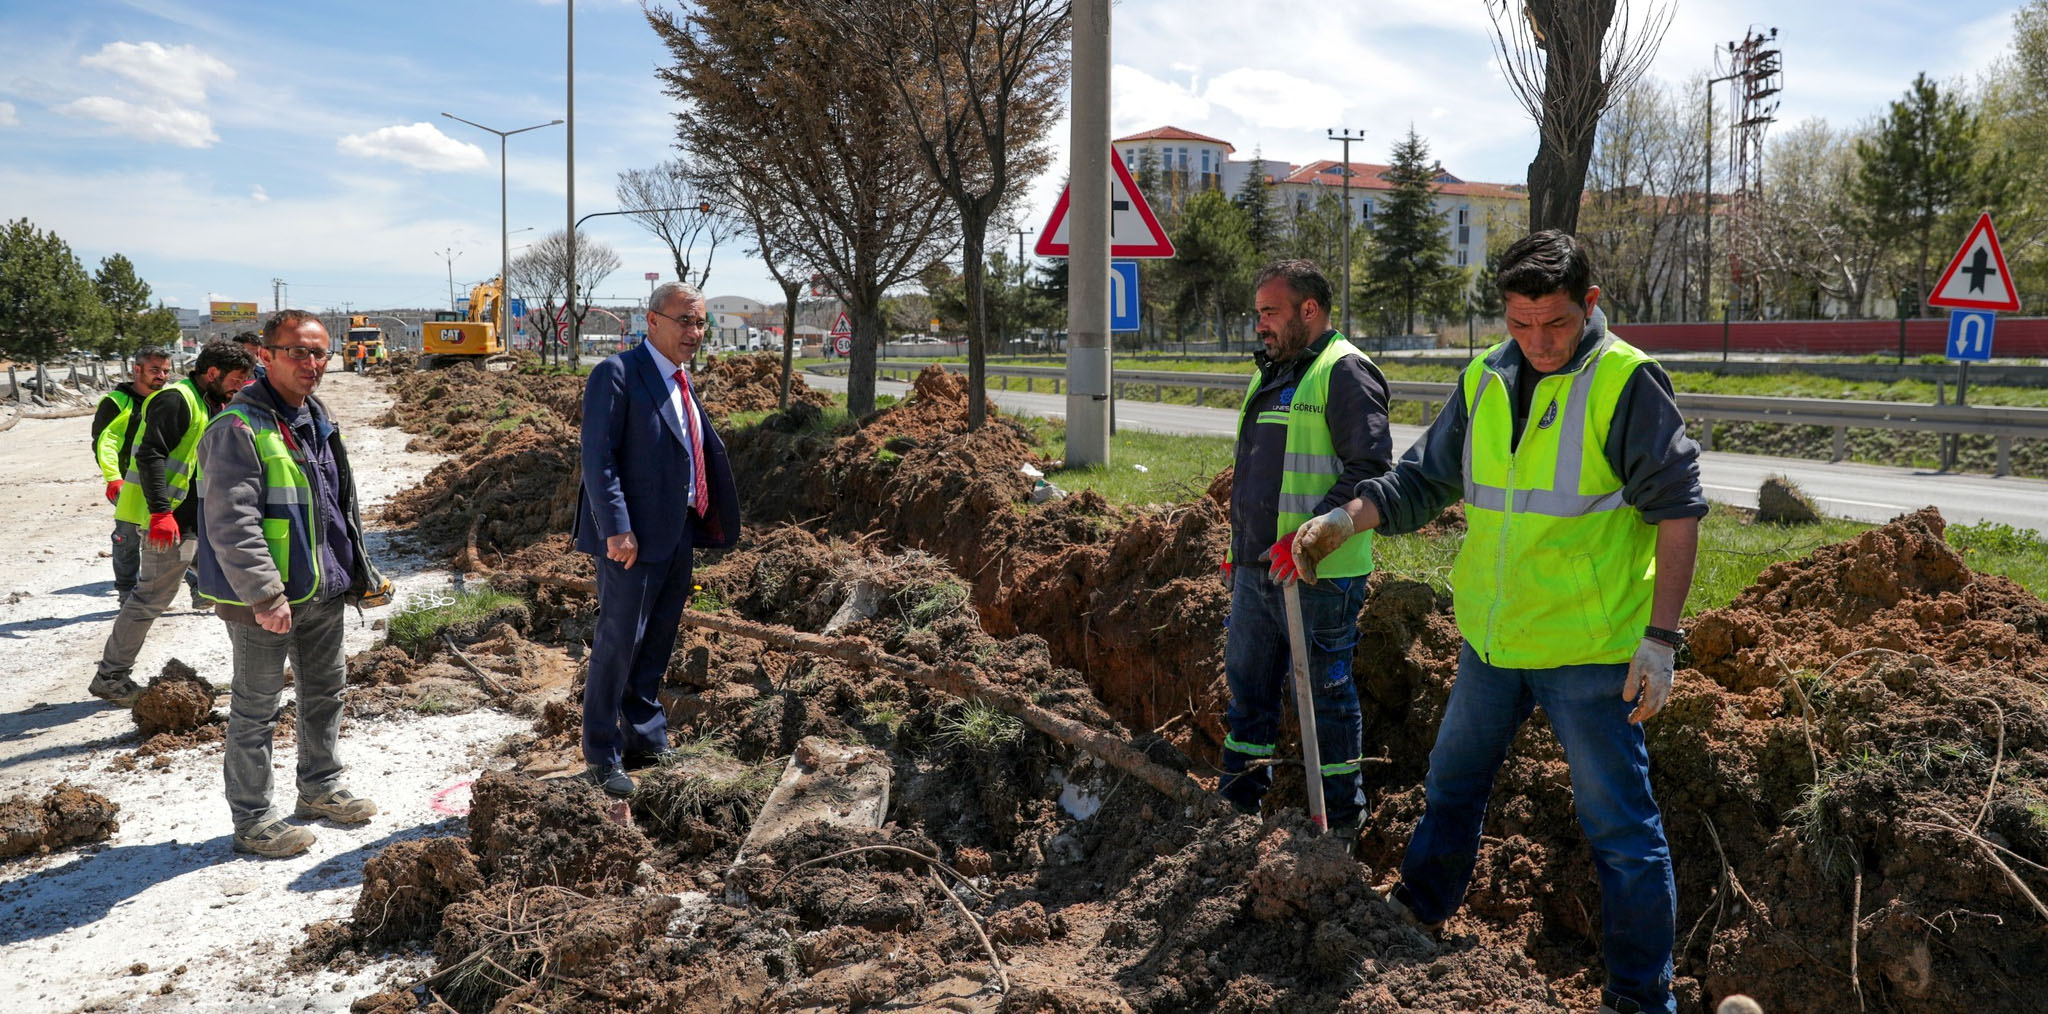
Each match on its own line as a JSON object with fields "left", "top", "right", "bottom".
{"left": 420, "top": 277, "right": 514, "bottom": 370}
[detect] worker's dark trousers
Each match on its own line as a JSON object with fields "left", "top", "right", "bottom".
{"left": 1394, "top": 642, "right": 1676, "bottom": 1014}
{"left": 582, "top": 552, "right": 690, "bottom": 768}
{"left": 110, "top": 520, "right": 141, "bottom": 602}
{"left": 1217, "top": 567, "right": 1368, "bottom": 827}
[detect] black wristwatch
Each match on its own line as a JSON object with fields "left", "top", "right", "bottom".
{"left": 1645, "top": 625, "right": 1685, "bottom": 649}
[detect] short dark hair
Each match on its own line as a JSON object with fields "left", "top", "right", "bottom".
{"left": 135, "top": 346, "right": 171, "bottom": 362}
{"left": 193, "top": 337, "right": 256, "bottom": 378}
{"left": 1253, "top": 259, "right": 1334, "bottom": 316}
{"left": 1496, "top": 230, "right": 1594, "bottom": 305}
{"left": 260, "top": 310, "right": 324, "bottom": 344}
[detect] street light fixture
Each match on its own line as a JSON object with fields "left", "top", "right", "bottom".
{"left": 1327, "top": 128, "right": 1367, "bottom": 340}
{"left": 567, "top": 204, "right": 713, "bottom": 350}
{"left": 441, "top": 112, "right": 563, "bottom": 348}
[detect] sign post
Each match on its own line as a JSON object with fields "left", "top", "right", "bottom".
{"left": 1927, "top": 213, "right": 2019, "bottom": 470}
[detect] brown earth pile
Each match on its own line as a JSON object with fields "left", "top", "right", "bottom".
{"left": 131, "top": 658, "right": 214, "bottom": 736}
{"left": 0, "top": 783, "right": 119, "bottom": 860}
{"left": 694, "top": 352, "right": 832, "bottom": 417}
{"left": 1754, "top": 474, "right": 1821, "bottom": 525}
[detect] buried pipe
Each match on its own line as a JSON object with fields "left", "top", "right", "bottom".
{"left": 501, "top": 570, "right": 1215, "bottom": 810}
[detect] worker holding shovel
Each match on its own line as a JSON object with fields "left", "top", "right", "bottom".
{"left": 1218, "top": 260, "right": 1393, "bottom": 846}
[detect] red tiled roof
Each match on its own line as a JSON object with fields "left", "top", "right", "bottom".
{"left": 1113, "top": 125, "right": 1236, "bottom": 151}
{"left": 1279, "top": 160, "right": 1526, "bottom": 200}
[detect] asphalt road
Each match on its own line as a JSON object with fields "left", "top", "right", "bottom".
{"left": 805, "top": 372, "right": 2048, "bottom": 532}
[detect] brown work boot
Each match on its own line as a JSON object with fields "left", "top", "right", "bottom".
{"left": 233, "top": 818, "right": 315, "bottom": 858}
{"left": 294, "top": 788, "right": 378, "bottom": 824}
{"left": 1376, "top": 884, "right": 1444, "bottom": 938}
{"left": 88, "top": 673, "right": 142, "bottom": 708}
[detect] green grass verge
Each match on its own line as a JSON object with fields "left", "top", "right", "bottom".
{"left": 387, "top": 587, "right": 525, "bottom": 654}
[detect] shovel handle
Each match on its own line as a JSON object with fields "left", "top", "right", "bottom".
{"left": 1282, "top": 581, "right": 1327, "bottom": 832}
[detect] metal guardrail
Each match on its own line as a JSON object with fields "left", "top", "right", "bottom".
{"left": 820, "top": 360, "right": 2048, "bottom": 476}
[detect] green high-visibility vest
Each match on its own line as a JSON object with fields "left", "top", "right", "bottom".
{"left": 1232, "top": 334, "right": 1376, "bottom": 578}
{"left": 194, "top": 405, "right": 326, "bottom": 606}
{"left": 114, "top": 378, "right": 207, "bottom": 526}
{"left": 93, "top": 389, "right": 138, "bottom": 484}
{"left": 1450, "top": 333, "right": 1658, "bottom": 667}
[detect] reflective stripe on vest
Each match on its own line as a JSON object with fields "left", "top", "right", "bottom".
{"left": 1232, "top": 335, "right": 1377, "bottom": 577}
{"left": 1449, "top": 334, "right": 1658, "bottom": 667}
{"left": 93, "top": 389, "right": 137, "bottom": 483}
{"left": 193, "top": 406, "right": 326, "bottom": 606}
{"left": 114, "top": 378, "right": 207, "bottom": 525}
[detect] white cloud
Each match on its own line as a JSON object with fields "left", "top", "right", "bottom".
{"left": 1204, "top": 69, "right": 1352, "bottom": 130}
{"left": 336, "top": 122, "right": 489, "bottom": 172}
{"left": 1111, "top": 66, "right": 1211, "bottom": 135}
{"left": 79, "top": 41, "right": 234, "bottom": 107}
{"left": 58, "top": 96, "right": 218, "bottom": 147}
{"left": 250, "top": 184, "right": 269, "bottom": 204}
{"left": 0, "top": 102, "right": 16, "bottom": 127}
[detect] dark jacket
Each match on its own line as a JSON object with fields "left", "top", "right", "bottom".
{"left": 574, "top": 341, "right": 741, "bottom": 561}
{"left": 195, "top": 378, "right": 384, "bottom": 625}
{"left": 1230, "top": 329, "right": 1394, "bottom": 565}
{"left": 1353, "top": 309, "right": 1707, "bottom": 535}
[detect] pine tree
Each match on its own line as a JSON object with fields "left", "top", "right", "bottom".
{"left": 1166, "top": 190, "right": 1255, "bottom": 351}
{"left": 1363, "top": 127, "right": 1461, "bottom": 335}
{"left": 0, "top": 219, "right": 103, "bottom": 365}
{"left": 1233, "top": 145, "right": 1279, "bottom": 263}
{"left": 94, "top": 253, "right": 153, "bottom": 357}
{"left": 1851, "top": 74, "right": 2011, "bottom": 312}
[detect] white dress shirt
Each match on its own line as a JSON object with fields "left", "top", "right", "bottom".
{"left": 643, "top": 341, "right": 697, "bottom": 508}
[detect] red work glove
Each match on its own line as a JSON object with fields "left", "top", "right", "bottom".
{"left": 146, "top": 512, "right": 180, "bottom": 550}
{"left": 104, "top": 480, "right": 122, "bottom": 504}
{"left": 1219, "top": 560, "right": 1234, "bottom": 590}
{"left": 1260, "top": 535, "right": 1301, "bottom": 584}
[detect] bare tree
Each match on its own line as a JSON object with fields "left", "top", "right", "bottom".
{"left": 700, "top": 163, "right": 815, "bottom": 408}
{"left": 1486, "top": 0, "right": 1674, "bottom": 234}
{"left": 512, "top": 230, "right": 621, "bottom": 362}
{"left": 1580, "top": 76, "right": 1709, "bottom": 322}
{"left": 1737, "top": 120, "right": 1888, "bottom": 318}
{"left": 616, "top": 160, "right": 735, "bottom": 289}
{"left": 825, "top": 0, "right": 1070, "bottom": 430}
{"left": 650, "top": 0, "right": 957, "bottom": 417}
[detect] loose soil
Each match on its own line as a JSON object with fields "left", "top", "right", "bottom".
{"left": 0, "top": 784, "right": 119, "bottom": 860}
{"left": 311, "top": 359, "right": 2048, "bottom": 1012}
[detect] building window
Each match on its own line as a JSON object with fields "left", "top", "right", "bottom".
{"left": 1178, "top": 148, "right": 1189, "bottom": 171}
{"left": 1361, "top": 201, "right": 1372, "bottom": 221}
{"left": 1456, "top": 206, "right": 1468, "bottom": 225}
{"left": 1200, "top": 149, "right": 1210, "bottom": 175}
{"left": 1458, "top": 250, "right": 1468, "bottom": 266}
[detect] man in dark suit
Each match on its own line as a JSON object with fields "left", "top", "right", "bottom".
{"left": 574, "top": 281, "right": 740, "bottom": 796}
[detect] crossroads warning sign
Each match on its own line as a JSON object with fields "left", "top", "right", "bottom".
{"left": 1928, "top": 213, "right": 2020, "bottom": 312}
{"left": 1035, "top": 149, "right": 1175, "bottom": 259}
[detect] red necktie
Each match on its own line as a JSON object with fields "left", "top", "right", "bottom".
{"left": 674, "top": 368, "right": 709, "bottom": 517}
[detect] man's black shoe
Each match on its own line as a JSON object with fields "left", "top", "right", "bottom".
{"left": 582, "top": 764, "right": 636, "bottom": 798}
{"left": 623, "top": 747, "right": 674, "bottom": 772}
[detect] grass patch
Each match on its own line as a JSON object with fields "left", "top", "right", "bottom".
{"left": 1037, "top": 420, "right": 1235, "bottom": 507}
{"left": 1789, "top": 746, "right": 1895, "bottom": 882}
{"left": 387, "top": 587, "right": 525, "bottom": 655}
{"left": 904, "top": 579, "right": 967, "bottom": 629}
{"left": 931, "top": 700, "right": 1025, "bottom": 754}
{"left": 411, "top": 689, "right": 465, "bottom": 715}
{"left": 1948, "top": 521, "right": 2048, "bottom": 593}
{"left": 691, "top": 585, "right": 728, "bottom": 612}
{"left": 630, "top": 739, "right": 782, "bottom": 840}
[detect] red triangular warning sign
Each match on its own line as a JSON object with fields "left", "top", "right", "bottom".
{"left": 829, "top": 310, "right": 852, "bottom": 336}
{"left": 1035, "top": 149, "right": 1175, "bottom": 259}
{"left": 1928, "top": 213, "right": 2020, "bottom": 312}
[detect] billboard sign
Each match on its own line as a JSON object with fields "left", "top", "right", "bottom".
{"left": 209, "top": 301, "right": 259, "bottom": 322}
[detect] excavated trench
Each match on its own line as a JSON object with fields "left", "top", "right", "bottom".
{"left": 333, "top": 356, "right": 2048, "bottom": 1013}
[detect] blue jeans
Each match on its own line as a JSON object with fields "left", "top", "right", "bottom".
{"left": 1395, "top": 643, "right": 1676, "bottom": 1014}
{"left": 1218, "top": 567, "right": 1368, "bottom": 827}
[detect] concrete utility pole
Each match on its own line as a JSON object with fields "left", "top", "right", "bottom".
{"left": 566, "top": 0, "right": 578, "bottom": 365}
{"left": 439, "top": 247, "right": 462, "bottom": 311}
{"left": 270, "top": 277, "right": 286, "bottom": 313}
{"left": 1065, "top": 0, "right": 1112, "bottom": 467}
{"left": 1327, "top": 129, "right": 1366, "bottom": 339}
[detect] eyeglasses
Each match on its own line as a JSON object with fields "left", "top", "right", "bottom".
{"left": 265, "top": 345, "right": 336, "bottom": 362}
{"left": 651, "top": 310, "right": 709, "bottom": 331}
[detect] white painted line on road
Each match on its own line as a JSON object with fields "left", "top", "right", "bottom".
{"left": 1701, "top": 482, "right": 1907, "bottom": 513}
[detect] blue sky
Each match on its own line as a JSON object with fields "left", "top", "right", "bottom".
{"left": 0, "top": 0, "right": 2027, "bottom": 314}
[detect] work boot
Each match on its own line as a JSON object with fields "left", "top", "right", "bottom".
{"left": 1376, "top": 884, "right": 1443, "bottom": 938}
{"left": 87, "top": 673, "right": 142, "bottom": 708}
{"left": 294, "top": 788, "right": 378, "bottom": 824}
{"left": 233, "top": 818, "right": 316, "bottom": 859}
{"left": 582, "top": 764, "right": 636, "bottom": 798}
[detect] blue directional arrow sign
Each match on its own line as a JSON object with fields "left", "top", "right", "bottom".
{"left": 1946, "top": 309, "right": 1995, "bottom": 363}
{"left": 1109, "top": 260, "right": 1141, "bottom": 332}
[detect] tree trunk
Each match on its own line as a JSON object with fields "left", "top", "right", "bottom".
{"left": 845, "top": 284, "right": 885, "bottom": 417}
{"left": 962, "top": 217, "right": 988, "bottom": 431}
{"left": 778, "top": 279, "right": 800, "bottom": 410}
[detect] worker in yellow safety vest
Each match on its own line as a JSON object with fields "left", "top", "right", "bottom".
{"left": 1295, "top": 230, "right": 1706, "bottom": 1014}
{"left": 90, "top": 346, "right": 172, "bottom": 603}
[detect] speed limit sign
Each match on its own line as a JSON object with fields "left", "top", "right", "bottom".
{"left": 834, "top": 335, "right": 852, "bottom": 356}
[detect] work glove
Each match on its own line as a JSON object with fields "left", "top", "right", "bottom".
{"left": 145, "top": 512, "right": 180, "bottom": 551}
{"left": 1623, "top": 637, "right": 1675, "bottom": 724}
{"left": 1290, "top": 507, "right": 1357, "bottom": 584}
{"left": 1219, "top": 561, "right": 1234, "bottom": 591}
{"left": 104, "top": 479, "right": 122, "bottom": 505}
{"left": 358, "top": 577, "right": 395, "bottom": 608}
{"left": 1259, "top": 535, "right": 1303, "bottom": 584}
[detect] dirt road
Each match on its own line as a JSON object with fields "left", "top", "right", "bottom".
{"left": 0, "top": 371, "right": 527, "bottom": 1012}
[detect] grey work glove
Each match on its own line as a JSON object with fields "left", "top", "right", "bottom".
{"left": 1290, "top": 507, "right": 1356, "bottom": 584}
{"left": 1623, "top": 637, "right": 1675, "bottom": 724}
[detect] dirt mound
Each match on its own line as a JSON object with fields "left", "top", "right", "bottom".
{"left": 350, "top": 837, "right": 484, "bottom": 948}
{"left": 1754, "top": 475, "right": 1821, "bottom": 525}
{"left": 0, "top": 783, "right": 119, "bottom": 860}
{"left": 695, "top": 352, "right": 832, "bottom": 417}
{"left": 466, "top": 771, "right": 652, "bottom": 890}
{"left": 131, "top": 658, "right": 214, "bottom": 736}
{"left": 382, "top": 426, "right": 580, "bottom": 565}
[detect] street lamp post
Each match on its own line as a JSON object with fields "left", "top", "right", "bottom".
{"left": 1327, "top": 128, "right": 1366, "bottom": 340}
{"left": 441, "top": 113, "right": 563, "bottom": 355}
